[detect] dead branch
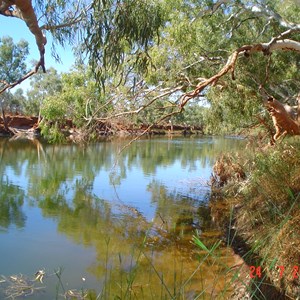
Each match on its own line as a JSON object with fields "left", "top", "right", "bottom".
{"left": 113, "top": 106, "right": 183, "bottom": 168}
{"left": 0, "top": 69, "right": 39, "bottom": 134}
{"left": 179, "top": 49, "right": 240, "bottom": 107}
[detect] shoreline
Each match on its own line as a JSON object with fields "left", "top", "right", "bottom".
{"left": 209, "top": 143, "right": 300, "bottom": 299}
{"left": 0, "top": 114, "right": 204, "bottom": 141}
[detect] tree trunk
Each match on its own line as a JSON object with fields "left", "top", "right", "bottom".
{"left": 297, "top": 92, "right": 300, "bottom": 123}
{"left": 265, "top": 97, "right": 300, "bottom": 142}
{"left": 1, "top": 105, "right": 8, "bottom": 131}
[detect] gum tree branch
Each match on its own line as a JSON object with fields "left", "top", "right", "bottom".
{"left": 193, "top": 1, "right": 300, "bottom": 41}
{"left": 177, "top": 36, "right": 300, "bottom": 144}
{"left": 179, "top": 38, "right": 300, "bottom": 108}
{"left": 0, "top": 1, "right": 90, "bottom": 75}
{"left": 191, "top": 0, "right": 232, "bottom": 21}
{"left": 249, "top": 3, "right": 300, "bottom": 30}
{"left": 0, "top": 0, "right": 47, "bottom": 72}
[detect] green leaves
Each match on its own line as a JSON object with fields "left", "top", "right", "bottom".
{"left": 2, "top": 0, "right": 298, "bottom": 137}
{"left": 0, "top": 36, "right": 29, "bottom": 84}
{"left": 41, "top": 95, "right": 68, "bottom": 121}
{"left": 39, "top": 66, "right": 104, "bottom": 128}
{"left": 25, "top": 67, "right": 62, "bottom": 115}
{"left": 84, "top": 0, "right": 165, "bottom": 84}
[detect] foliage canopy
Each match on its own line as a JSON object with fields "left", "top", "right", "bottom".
{"left": 0, "top": 0, "right": 300, "bottom": 139}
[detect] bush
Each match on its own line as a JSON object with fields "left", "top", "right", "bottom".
{"left": 41, "top": 96, "right": 68, "bottom": 122}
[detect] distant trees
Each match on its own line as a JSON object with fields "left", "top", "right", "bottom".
{"left": 41, "top": 66, "right": 102, "bottom": 124}
{"left": 0, "top": 36, "right": 29, "bottom": 126}
{"left": 0, "top": 37, "right": 29, "bottom": 84}
{"left": 25, "top": 67, "right": 62, "bottom": 115}
{"left": 0, "top": 0, "right": 300, "bottom": 140}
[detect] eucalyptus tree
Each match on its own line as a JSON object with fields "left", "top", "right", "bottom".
{"left": 0, "top": 36, "right": 29, "bottom": 84}
{"left": 26, "top": 67, "right": 62, "bottom": 115}
{"left": 1, "top": 0, "right": 299, "bottom": 138}
{"left": 0, "top": 0, "right": 166, "bottom": 136}
{"left": 0, "top": 36, "right": 29, "bottom": 127}
{"left": 141, "top": 0, "right": 300, "bottom": 135}
{"left": 40, "top": 66, "right": 103, "bottom": 124}
{"left": 11, "top": 88, "right": 26, "bottom": 113}
{"left": 0, "top": 0, "right": 164, "bottom": 86}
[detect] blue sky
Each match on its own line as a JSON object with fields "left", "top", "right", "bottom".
{"left": 0, "top": 16, "right": 76, "bottom": 91}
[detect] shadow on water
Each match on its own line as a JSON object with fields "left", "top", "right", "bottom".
{"left": 0, "top": 136, "right": 246, "bottom": 299}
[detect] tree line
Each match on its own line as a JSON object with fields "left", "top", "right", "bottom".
{"left": 0, "top": 0, "right": 299, "bottom": 141}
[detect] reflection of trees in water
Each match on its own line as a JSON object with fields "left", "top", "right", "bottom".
{"left": 147, "top": 180, "right": 214, "bottom": 245}
{"left": 0, "top": 136, "right": 243, "bottom": 242}
{"left": 34, "top": 179, "right": 150, "bottom": 281}
{"left": 120, "top": 136, "right": 245, "bottom": 176}
{"left": 0, "top": 137, "right": 244, "bottom": 297}
{"left": 33, "top": 177, "right": 228, "bottom": 298}
{"left": 0, "top": 137, "right": 245, "bottom": 195}
{"left": 0, "top": 139, "right": 26, "bottom": 228}
{"left": 0, "top": 183, "right": 26, "bottom": 229}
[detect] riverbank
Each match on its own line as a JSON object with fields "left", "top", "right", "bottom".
{"left": 0, "top": 114, "right": 203, "bottom": 141}
{"left": 210, "top": 140, "right": 300, "bottom": 299}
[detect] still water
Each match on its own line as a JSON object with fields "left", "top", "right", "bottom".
{"left": 0, "top": 136, "right": 245, "bottom": 299}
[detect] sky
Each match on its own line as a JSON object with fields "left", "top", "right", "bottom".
{"left": 0, "top": 16, "right": 76, "bottom": 91}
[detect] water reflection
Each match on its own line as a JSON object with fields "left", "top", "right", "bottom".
{"left": 0, "top": 182, "right": 26, "bottom": 229}
{"left": 0, "top": 136, "right": 245, "bottom": 299}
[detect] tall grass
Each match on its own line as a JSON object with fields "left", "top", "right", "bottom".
{"left": 209, "top": 139, "right": 300, "bottom": 299}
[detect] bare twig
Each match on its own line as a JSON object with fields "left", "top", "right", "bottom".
{"left": 98, "top": 85, "right": 184, "bottom": 122}
{"left": 2, "top": 274, "right": 45, "bottom": 299}
{"left": 191, "top": 0, "right": 232, "bottom": 22}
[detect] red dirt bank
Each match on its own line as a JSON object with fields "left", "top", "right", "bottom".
{"left": 0, "top": 115, "right": 39, "bottom": 135}
{"left": 0, "top": 114, "right": 203, "bottom": 138}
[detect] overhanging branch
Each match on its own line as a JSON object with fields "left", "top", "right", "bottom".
{"left": 0, "top": 69, "right": 37, "bottom": 95}
{"left": 179, "top": 38, "right": 300, "bottom": 108}
{"left": 0, "top": 0, "right": 47, "bottom": 73}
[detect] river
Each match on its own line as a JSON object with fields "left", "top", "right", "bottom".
{"left": 0, "top": 136, "right": 245, "bottom": 299}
